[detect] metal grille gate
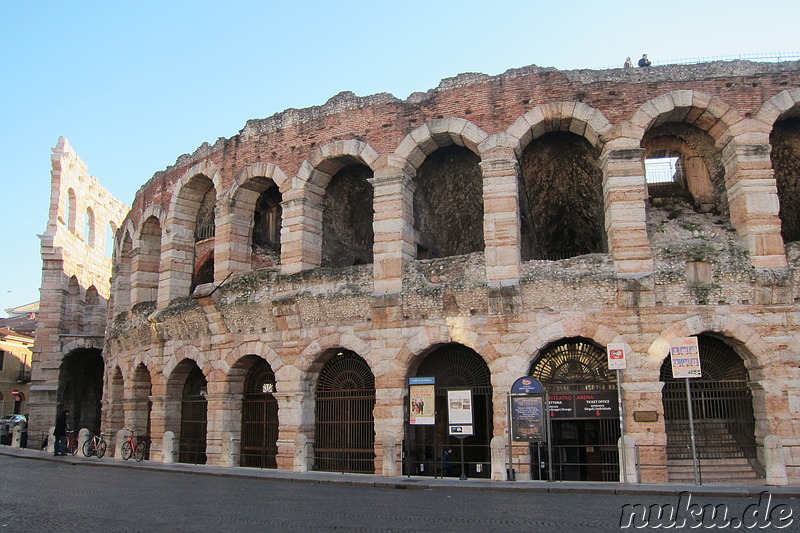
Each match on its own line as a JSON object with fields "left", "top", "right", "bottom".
{"left": 314, "top": 351, "right": 375, "bottom": 474}
{"left": 530, "top": 338, "right": 620, "bottom": 482}
{"left": 408, "top": 344, "right": 493, "bottom": 478}
{"left": 179, "top": 365, "right": 207, "bottom": 464}
{"left": 241, "top": 360, "right": 279, "bottom": 468}
{"left": 660, "top": 335, "right": 757, "bottom": 460}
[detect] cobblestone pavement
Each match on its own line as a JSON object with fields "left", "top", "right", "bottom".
{"left": 1, "top": 454, "right": 799, "bottom": 532}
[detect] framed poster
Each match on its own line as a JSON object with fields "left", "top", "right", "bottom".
{"left": 409, "top": 377, "right": 435, "bottom": 425}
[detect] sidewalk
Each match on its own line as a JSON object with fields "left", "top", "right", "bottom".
{"left": 2, "top": 444, "right": 798, "bottom": 498}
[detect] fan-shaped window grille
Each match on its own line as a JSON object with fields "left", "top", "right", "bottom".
{"left": 530, "top": 338, "right": 615, "bottom": 391}
{"left": 315, "top": 351, "right": 375, "bottom": 474}
{"left": 416, "top": 344, "right": 491, "bottom": 393}
{"left": 245, "top": 360, "right": 277, "bottom": 394}
{"left": 318, "top": 351, "right": 375, "bottom": 392}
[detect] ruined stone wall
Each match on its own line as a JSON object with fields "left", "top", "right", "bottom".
{"left": 94, "top": 60, "right": 800, "bottom": 483}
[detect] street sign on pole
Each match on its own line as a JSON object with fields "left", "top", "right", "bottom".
{"left": 669, "top": 336, "right": 702, "bottom": 484}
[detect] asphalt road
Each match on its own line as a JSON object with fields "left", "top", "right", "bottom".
{"left": 1, "top": 454, "right": 799, "bottom": 532}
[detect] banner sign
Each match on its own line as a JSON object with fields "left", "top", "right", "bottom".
{"left": 447, "top": 389, "right": 474, "bottom": 436}
{"left": 547, "top": 391, "right": 619, "bottom": 419}
{"left": 409, "top": 377, "right": 435, "bottom": 425}
{"left": 511, "top": 396, "right": 545, "bottom": 441}
{"left": 606, "top": 343, "right": 627, "bottom": 370}
{"left": 669, "top": 337, "right": 702, "bottom": 379}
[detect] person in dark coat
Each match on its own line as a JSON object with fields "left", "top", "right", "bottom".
{"left": 54, "top": 409, "right": 69, "bottom": 456}
{"left": 638, "top": 54, "right": 651, "bottom": 67}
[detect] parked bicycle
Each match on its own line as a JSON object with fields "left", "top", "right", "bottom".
{"left": 121, "top": 428, "right": 147, "bottom": 462}
{"left": 82, "top": 432, "right": 107, "bottom": 458}
{"left": 65, "top": 430, "right": 79, "bottom": 456}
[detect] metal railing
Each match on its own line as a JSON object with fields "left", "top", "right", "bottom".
{"left": 602, "top": 52, "right": 800, "bottom": 70}
{"left": 402, "top": 442, "right": 493, "bottom": 479}
{"left": 634, "top": 443, "right": 764, "bottom": 485}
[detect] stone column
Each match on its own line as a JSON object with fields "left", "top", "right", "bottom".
{"left": 214, "top": 209, "right": 252, "bottom": 282}
{"left": 147, "top": 394, "right": 173, "bottom": 462}
{"left": 368, "top": 166, "right": 416, "bottom": 294}
{"left": 722, "top": 141, "right": 787, "bottom": 269}
{"left": 158, "top": 227, "right": 194, "bottom": 306}
{"left": 279, "top": 180, "right": 324, "bottom": 274}
{"left": 480, "top": 151, "right": 521, "bottom": 287}
{"left": 373, "top": 386, "right": 405, "bottom": 476}
{"left": 601, "top": 148, "right": 654, "bottom": 275}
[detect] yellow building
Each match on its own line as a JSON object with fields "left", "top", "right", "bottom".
{"left": 0, "top": 327, "right": 33, "bottom": 416}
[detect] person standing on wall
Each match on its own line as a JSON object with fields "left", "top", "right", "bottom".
{"left": 638, "top": 54, "right": 652, "bottom": 67}
{"left": 54, "top": 409, "right": 69, "bottom": 456}
{"left": 624, "top": 57, "right": 633, "bottom": 69}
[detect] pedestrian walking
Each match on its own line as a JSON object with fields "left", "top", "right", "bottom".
{"left": 54, "top": 409, "right": 68, "bottom": 456}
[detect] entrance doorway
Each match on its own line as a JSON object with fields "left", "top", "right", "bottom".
{"left": 407, "top": 344, "right": 493, "bottom": 478}
{"left": 314, "top": 350, "right": 375, "bottom": 474}
{"left": 530, "top": 338, "right": 620, "bottom": 482}
{"left": 660, "top": 335, "right": 761, "bottom": 478}
{"left": 58, "top": 348, "right": 104, "bottom": 432}
{"left": 179, "top": 364, "right": 207, "bottom": 464}
{"left": 241, "top": 359, "right": 279, "bottom": 468}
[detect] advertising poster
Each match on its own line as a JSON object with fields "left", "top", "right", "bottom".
{"left": 409, "top": 378, "right": 435, "bottom": 425}
{"left": 511, "top": 396, "right": 545, "bottom": 441}
{"left": 447, "top": 389, "right": 473, "bottom": 424}
{"left": 669, "top": 337, "right": 702, "bottom": 378}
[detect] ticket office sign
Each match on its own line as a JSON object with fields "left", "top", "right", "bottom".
{"left": 669, "top": 337, "right": 702, "bottom": 379}
{"left": 547, "top": 391, "right": 619, "bottom": 419}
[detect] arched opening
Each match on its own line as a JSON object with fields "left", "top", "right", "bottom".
{"left": 314, "top": 350, "right": 375, "bottom": 473}
{"left": 61, "top": 276, "right": 83, "bottom": 334}
{"left": 135, "top": 216, "right": 162, "bottom": 304}
{"left": 58, "top": 348, "right": 104, "bottom": 432}
{"left": 529, "top": 338, "right": 619, "bottom": 482}
{"left": 115, "top": 232, "right": 133, "bottom": 313}
{"left": 193, "top": 255, "right": 214, "bottom": 290}
{"left": 240, "top": 358, "right": 279, "bottom": 468}
{"left": 84, "top": 286, "right": 101, "bottom": 335}
{"left": 771, "top": 116, "right": 800, "bottom": 243}
{"left": 84, "top": 207, "right": 95, "bottom": 247}
{"left": 178, "top": 362, "right": 207, "bottom": 464}
{"left": 660, "top": 334, "right": 762, "bottom": 482}
{"left": 252, "top": 182, "right": 282, "bottom": 268}
{"left": 321, "top": 164, "right": 374, "bottom": 267}
{"left": 408, "top": 344, "right": 493, "bottom": 478}
{"left": 518, "top": 132, "right": 605, "bottom": 260}
{"left": 413, "top": 146, "right": 484, "bottom": 259}
{"left": 105, "top": 222, "right": 116, "bottom": 258}
{"left": 132, "top": 363, "right": 152, "bottom": 457}
{"left": 195, "top": 185, "right": 216, "bottom": 242}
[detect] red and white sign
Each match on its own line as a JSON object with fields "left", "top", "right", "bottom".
{"left": 606, "top": 343, "right": 627, "bottom": 370}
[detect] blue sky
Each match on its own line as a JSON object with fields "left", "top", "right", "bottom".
{"left": 1, "top": 0, "right": 798, "bottom": 317}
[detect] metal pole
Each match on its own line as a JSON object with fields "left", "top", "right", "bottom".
{"left": 685, "top": 377, "right": 700, "bottom": 484}
{"left": 546, "top": 391, "right": 554, "bottom": 482}
{"left": 616, "top": 369, "right": 628, "bottom": 483}
{"left": 459, "top": 436, "right": 467, "bottom": 480}
{"left": 507, "top": 394, "right": 516, "bottom": 480}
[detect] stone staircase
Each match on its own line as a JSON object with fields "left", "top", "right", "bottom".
{"left": 665, "top": 420, "right": 764, "bottom": 484}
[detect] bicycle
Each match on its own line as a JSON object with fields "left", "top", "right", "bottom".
{"left": 65, "top": 430, "right": 79, "bottom": 456}
{"left": 82, "top": 432, "right": 107, "bottom": 458}
{"left": 121, "top": 429, "right": 147, "bottom": 462}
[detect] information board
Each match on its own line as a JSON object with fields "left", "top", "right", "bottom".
{"left": 669, "top": 337, "right": 702, "bottom": 378}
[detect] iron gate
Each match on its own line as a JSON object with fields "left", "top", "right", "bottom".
{"left": 660, "top": 335, "right": 757, "bottom": 460}
{"left": 241, "top": 361, "right": 279, "bottom": 468}
{"left": 529, "top": 338, "right": 620, "bottom": 482}
{"left": 407, "top": 344, "right": 493, "bottom": 478}
{"left": 179, "top": 365, "right": 207, "bottom": 464}
{"left": 314, "top": 351, "right": 375, "bottom": 474}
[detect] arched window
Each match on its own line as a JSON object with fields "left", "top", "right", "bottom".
{"left": 67, "top": 188, "right": 77, "bottom": 234}
{"left": 84, "top": 207, "right": 96, "bottom": 246}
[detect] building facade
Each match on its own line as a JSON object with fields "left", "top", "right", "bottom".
{"left": 32, "top": 60, "right": 800, "bottom": 484}
{"left": 0, "top": 328, "right": 33, "bottom": 417}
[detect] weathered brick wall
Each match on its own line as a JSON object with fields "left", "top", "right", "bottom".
{"left": 94, "top": 60, "right": 800, "bottom": 482}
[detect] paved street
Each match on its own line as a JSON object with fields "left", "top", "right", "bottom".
{"left": 1, "top": 454, "right": 799, "bottom": 532}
